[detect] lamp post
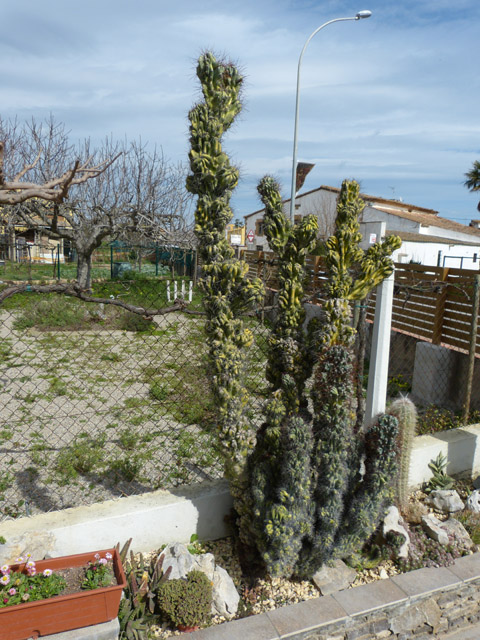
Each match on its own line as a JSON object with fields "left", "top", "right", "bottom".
{"left": 289, "top": 10, "right": 372, "bottom": 223}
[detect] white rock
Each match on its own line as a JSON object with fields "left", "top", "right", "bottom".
{"left": 0, "top": 532, "right": 56, "bottom": 566}
{"left": 212, "top": 565, "right": 240, "bottom": 619}
{"left": 427, "top": 490, "right": 464, "bottom": 513}
{"left": 466, "top": 489, "right": 480, "bottom": 513}
{"left": 441, "top": 518, "right": 474, "bottom": 549}
{"left": 421, "top": 514, "right": 449, "bottom": 545}
{"left": 379, "top": 568, "right": 389, "bottom": 580}
{"left": 161, "top": 543, "right": 196, "bottom": 579}
{"left": 160, "top": 541, "right": 239, "bottom": 619}
{"left": 382, "top": 505, "right": 410, "bottom": 559}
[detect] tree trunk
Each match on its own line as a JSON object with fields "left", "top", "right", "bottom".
{"left": 76, "top": 252, "right": 93, "bottom": 290}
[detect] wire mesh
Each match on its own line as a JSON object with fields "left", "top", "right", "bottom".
{"left": 0, "top": 269, "right": 270, "bottom": 520}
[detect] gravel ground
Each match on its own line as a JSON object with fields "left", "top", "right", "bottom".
{"left": 144, "top": 481, "right": 477, "bottom": 638}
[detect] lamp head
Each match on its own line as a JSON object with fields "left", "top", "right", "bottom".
{"left": 356, "top": 10, "right": 372, "bottom": 19}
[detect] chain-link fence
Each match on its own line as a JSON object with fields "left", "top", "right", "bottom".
{"left": 0, "top": 240, "right": 196, "bottom": 283}
{"left": 0, "top": 273, "right": 270, "bottom": 520}
{"left": 2, "top": 251, "right": 479, "bottom": 521}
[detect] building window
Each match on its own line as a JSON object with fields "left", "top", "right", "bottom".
{"left": 256, "top": 219, "right": 265, "bottom": 236}
{"left": 294, "top": 214, "right": 302, "bottom": 224}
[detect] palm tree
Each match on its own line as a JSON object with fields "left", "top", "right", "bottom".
{"left": 464, "top": 160, "right": 480, "bottom": 212}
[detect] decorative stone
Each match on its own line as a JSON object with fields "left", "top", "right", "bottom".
{"left": 440, "top": 518, "right": 474, "bottom": 549}
{"left": 421, "top": 514, "right": 449, "bottom": 545}
{"left": 312, "top": 559, "right": 357, "bottom": 595}
{"left": 466, "top": 489, "right": 480, "bottom": 513}
{"left": 382, "top": 505, "right": 410, "bottom": 558}
{"left": 212, "top": 565, "right": 240, "bottom": 618}
{"left": 421, "top": 515, "right": 474, "bottom": 549}
{"left": 390, "top": 599, "right": 441, "bottom": 635}
{"left": 0, "top": 532, "right": 56, "bottom": 565}
{"left": 427, "top": 490, "right": 464, "bottom": 513}
{"left": 160, "top": 541, "right": 239, "bottom": 619}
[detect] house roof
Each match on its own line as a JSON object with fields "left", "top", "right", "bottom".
{"left": 244, "top": 184, "right": 480, "bottom": 241}
{"left": 385, "top": 230, "right": 480, "bottom": 247}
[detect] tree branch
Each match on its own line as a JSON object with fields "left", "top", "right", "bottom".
{"left": 0, "top": 282, "right": 195, "bottom": 317}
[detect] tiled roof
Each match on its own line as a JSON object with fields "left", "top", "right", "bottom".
{"left": 373, "top": 206, "right": 480, "bottom": 239}
{"left": 385, "top": 230, "right": 480, "bottom": 247}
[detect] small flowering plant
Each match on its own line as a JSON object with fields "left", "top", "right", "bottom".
{"left": 82, "top": 552, "right": 114, "bottom": 590}
{"left": 0, "top": 555, "right": 66, "bottom": 608}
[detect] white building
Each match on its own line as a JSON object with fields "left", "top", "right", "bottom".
{"left": 244, "top": 186, "right": 480, "bottom": 270}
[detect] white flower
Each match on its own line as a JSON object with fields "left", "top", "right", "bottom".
{"left": 0, "top": 575, "right": 10, "bottom": 586}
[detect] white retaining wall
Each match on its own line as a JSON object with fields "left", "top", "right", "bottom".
{"left": 409, "top": 423, "right": 480, "bottom": 488}
{"left": 2, "top": 427, "right": 479, "bottom": 556}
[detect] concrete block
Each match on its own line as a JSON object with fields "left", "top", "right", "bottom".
{"left": 40, "top": 619, "right": 119, "bottom": 640}
{"left": 408, "top": 423, "right": 480, "bottom": 488}
{"left": 0, "top": 479, "right": 233, "bottom": 556}
{"left": 391, "top": 566, "right": 459, "bottom": 597}
{"left": 411, "top": 342, "right": 458, "bottom": 408}
{"left": 332, "top": 580, "right": 407, "bottom": 616}
{"left": 188, "top": 612, "right": 279, "bottom": 639}
{"left": 266, "top": 595, "right": 347, "bottom": 637}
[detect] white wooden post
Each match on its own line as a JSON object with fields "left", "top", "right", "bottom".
{"left": 166, "top": 281, "right": 171, "bottom": 302}
{"left": 364, "top": 269, "right": 395, "bottom": 424}
{"left": 188, "top": 281, "right": 193, "bottom": 302}
{"left": 174, "top": 280, "right": 178, "bottom": 300}
{"left": 181, "top": 280, "right": 186, "bottom": 299}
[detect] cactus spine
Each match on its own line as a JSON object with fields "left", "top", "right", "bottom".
{"left": 388, "top": 397, "right": 417, "bottom": 511}
{"left": 186, "top": 53, "right": 264, "bottom": 532}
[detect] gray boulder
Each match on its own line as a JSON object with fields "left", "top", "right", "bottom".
{"left": 382, "top": 506, "right": 410, "bottom": 559}
{"left": 421, "top": 514, "right": 449, "bottom": 545}
{"left": 466, "top": 489, "right": 480, "bottom": 513}
{"left": 312, "top": 559, "right": 357, "bottom": 595}
{"left": 0, "top": 532, "right": 56, "bottom": 566}
{"left": 427, "top": 490, "right": 464, "bottom": 513}
{"left": 441, "top": 518, "right": 474, "bottom": 550}
{"left": 421, "top": 514, "right": 473, "bottom": 549}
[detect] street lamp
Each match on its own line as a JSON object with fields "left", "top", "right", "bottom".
{"left": 289, "top": 10, "right": 372, "bottom": 223}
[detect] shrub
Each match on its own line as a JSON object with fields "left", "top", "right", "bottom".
{"left": 116, "top": 312, "right": 154, "bottom": 332}
{"left": 157, "top": 570, "right": 212, "bottom": 629}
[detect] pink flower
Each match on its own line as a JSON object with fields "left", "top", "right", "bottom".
{"left": 94, "top": 553, "right": 100, "bottom": 561}
{"left": 0, "top": 575, "right": 10, "bottom": 586}
{"left": 3, "top": 598, "right": 7, "bottom": 604}
{"left": 105, "top": 552, "right": 113, "bottom": 560}
{"left": 99, "top": 558, "right": 107, "bottom": 565}
{"left": 43, "top": 569, "right": 52, "bottom": 577}
{"left": 15, "top": 557, "right": 24, "bottom": 563}
{"left": 0, "top": 565, "right": 10, "bottom": 576}
{"left": 8, "top": 588, "right": 16, "bottom": 596}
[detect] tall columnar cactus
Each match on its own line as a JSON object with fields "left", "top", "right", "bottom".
{"left": 186, "top": 53, "right": 264, "bottom": 526}
{"left": 249, "top": 176, "right": 318, "bottom": 577}
{"left": 388, "top": 397, "right": 417, "bottom": 512}
{"left": 249, "top": 178, "right": 402, "bottom": 578}
{"left": 186, "top": 52, "right": 406, "bottom": 579}
{"left": 295, "top": 180, "right": 403, "bottom": 575}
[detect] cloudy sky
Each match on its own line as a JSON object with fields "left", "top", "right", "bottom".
{"left": 1, "top": 0, "right": 479, "bottom": 223}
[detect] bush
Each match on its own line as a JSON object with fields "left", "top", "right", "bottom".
{"left": 157, "top": 570, "right": 212, "bottom": 629}
{"left": 116, "top": 312, "right": 154, "bottom": 332}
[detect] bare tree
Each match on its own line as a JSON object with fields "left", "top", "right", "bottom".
{"left": 5, "top": 128, "right": 193, "bottom": 289}
{"left": 0, "top": 116, "right": 117, "bottom": 205}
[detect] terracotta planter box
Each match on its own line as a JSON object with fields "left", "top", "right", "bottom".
{"left": 0, "top": 548, "right": 126, "bottom": 640}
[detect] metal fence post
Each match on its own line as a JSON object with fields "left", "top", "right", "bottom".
{"left": 463, "top": 274, "right": 480, "bottom": 422}
{"left": 364, "top": 270, "right": 395, "bottom": 425}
